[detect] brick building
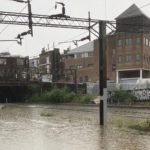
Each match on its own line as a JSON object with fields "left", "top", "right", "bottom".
{"left": 0, "top": 52, "right": 29, "bottom": 81}
{"left": 29, "top": 57, "right": 39, "bottom": 81}
{"left": 62, "top": 40, "right": 99, "bottom": 83}
{"left": 108, "top": 4, "right": 150, "bottom": 84}
{"left": 63, "top": 4, "right": 150, "bottom": 84}
{"left": 39, "top": 48, "right": 64, "bottom": 82}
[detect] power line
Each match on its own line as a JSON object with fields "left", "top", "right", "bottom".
{"left": 1, "top": 1, "right": 33, "bottom": 52}
{"left": 0, "top": 1, "right": 32, "bottom": 36}
{"left": 139, "top": 2, "right": 150, "bottom": 10}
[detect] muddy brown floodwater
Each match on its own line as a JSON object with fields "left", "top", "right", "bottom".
{"left": 0, "top": 104, "right": 150, "bottom": 150}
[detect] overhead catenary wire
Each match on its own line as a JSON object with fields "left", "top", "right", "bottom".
{"left": 0, "top": 0, "right": 33, "bottom": 36}
{"left": 4, "top": 0, "right": 56, "bottom": 52}
{"left": 29, "top": 29, "right": 89, "bottom": 59}
{"left": 3, "top": 1, "right": 33, "bottom": 51}
{"left": 3, "top": 1, "right": 150, "bottom": 55}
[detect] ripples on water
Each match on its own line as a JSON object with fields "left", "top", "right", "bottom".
{"left": 0, "top": 104, "right": 150, "bottom": 150}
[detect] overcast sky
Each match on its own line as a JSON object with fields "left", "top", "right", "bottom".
{"left": 0, "top": 0, "right": 150, "bottom": 57}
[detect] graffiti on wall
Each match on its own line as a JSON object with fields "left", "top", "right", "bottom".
{"left": 107, "top": 89, "right": 150, "bottom": 101}
{"left": 131, "top": 89, "right": 150, "bottom": 101}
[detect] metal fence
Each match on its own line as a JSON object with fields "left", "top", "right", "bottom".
{"left": 87, "top": 81, "right": 150, "bottom": 101}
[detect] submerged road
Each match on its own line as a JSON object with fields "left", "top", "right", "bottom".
{"left": 0, "top": 104, "right": 150, "bottom": 150}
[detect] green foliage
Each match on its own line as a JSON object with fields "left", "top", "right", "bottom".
{"left": 72, "top": 94, "right": 92, "bottom": 104}
{"left": 129, "top": 120, "right": 150, "bottom": 132}
{"left": 28, "top": 87, "right": 93, "bottom": 104}
{"left": 40, "top": 112, "right": 54, "bottom": 117}
{"left": 111, "top": 89, "right": 136, "bottom": 104}
{"left": 28, "top": 84, "right": 41, "bottom": 94}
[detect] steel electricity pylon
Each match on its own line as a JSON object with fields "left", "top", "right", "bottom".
{"left": 0, "top": 1, "right": 116, "bottom": 125}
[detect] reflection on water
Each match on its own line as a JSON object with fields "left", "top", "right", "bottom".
{"left": 0, "top": 104, "right": 150, "bottom": 150}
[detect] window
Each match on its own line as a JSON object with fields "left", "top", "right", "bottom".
{"left": 88, "top": 64, "right": 93, "bottom": 67}
{"left": 118, "top": 56, "right": 122, "bottom": 63}
{"left": 146, "top": 38, "right": 149, "bottom": 46}
{"left": 46, "top": 56, "right": 49, "bottom": 64}
{"left": 143, "top": 54, "right": 146, "bottom": 62}
{"left": 79, "top": 77, "right": 83, "bottom": 83}
{"left": 144, "top": 38, "right": 149, "bottom": 46}
{"left": 112, "top": 64, "right": 116, "bottom": 70}
{"left": 17, "top": 58, "right": 24, "bottom": 65}
{"left": 70, "top": 65, "right": 74, "bottom": 69}
{"left": 129, "top": 39, "right": 132, "bottom": 45}
{"left": 112, "top": 49, "right": 116, "bottom": 55}
{"left": 118, "top": 40, "right": 122, "bottom": 46}
{"left": 82, "top": 53, "right": 88, "bottom": 58}
{"left": 82, "top": 52, "right": 93, "bottom": 58}
{"left": 84, "top": 76, "right": 88, "bottom": 82}
{"left": 126, "top": 55, "right": 132, "bottom": 62}
{"left": 75, "top": 53, "right": 82, "bottom": 58}
{"left": 126, "top": 38, "right": 132, "bottom": 46}
{"left": 77, "top": 65, "right": 83, "bottom": 69}
{"left": 0, "top": 58, "right": 6, "bottom": 65}
{"left": 136, "top": 54, "right": 140, "bottom": 61}
{"left": 88, "top": 52, "right": 93, "bottom": 57}
{"left": 136, "top": 37, "right": 141, "bottom": 45}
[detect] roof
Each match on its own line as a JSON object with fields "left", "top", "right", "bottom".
{"left": 67, "top": 40, "right": 94, "bottom": 54}
{"left": 116, "top": 4, "right": 149, "bottom": 20}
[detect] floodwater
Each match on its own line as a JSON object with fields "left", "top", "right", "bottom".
{"left": 0, "top": 104, "right": 150, "bottom": 150}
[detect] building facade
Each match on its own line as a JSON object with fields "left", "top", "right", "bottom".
{"left": 39, "top": 48, "right": 64, "bottom": 82}
{"left": 29, "top": 57, "right": 40, "bottom": 81}
{"left": 62, "top": 40, "right": 99, "bottom": 83}
{"left": 63, "top": 4, "right": 150, "bottom": 85}
{"left": 0, "top": 52, "right": 29, "bottom": 82}
{"left": 108, "top": 4, "right": 150, "bottom": 84}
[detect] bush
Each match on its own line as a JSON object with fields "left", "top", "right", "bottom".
{"left": 28, "top": 87, "right": 93, "bottom": 104}
{"left": 72, "top": 94, "right": 93, "bottom": 104}
{"left": 28, "top": 84, "right": 41, "bottom": 94}
{"left": 111, "top": 89, "right": 136, "bottom": 104}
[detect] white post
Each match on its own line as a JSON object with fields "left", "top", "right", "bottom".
{"left": 6, "top": 98, "right": 8, "bottom": 103}
{"left": 140, "top": 69, "right": 143, "bottom": 79}
{"left": 116, "top": 70, "right": 119, "bottom": 84}
{"left": 103, "top": 88, "right": 107, "bottom": 125}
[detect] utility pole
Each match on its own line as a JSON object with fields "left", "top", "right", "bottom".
{"left": 10, "top": 0, "right": 33, "bottom": 36}
{"left": 99, "top": 21, "right": 107, "bottom": 125}
{"left": 0, "top": 2, "right": 115, "bottom": 125}
{"left": 88, "top": 12, "right": 91, "bottom": 41}
{"left": 27, "top": 0, "right": 33, "bottom": 36}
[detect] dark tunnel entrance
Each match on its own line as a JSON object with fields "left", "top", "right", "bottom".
{"left": 0, "top": 86, "right": 28, "bottom": 103}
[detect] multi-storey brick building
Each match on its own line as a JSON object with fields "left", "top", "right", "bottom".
{"left": 0, "top": 52, "right": 29, "bottom": 81}
{"left": 62, "top": 40, "right": 99, "bottom": 83}
{"left": 63, "top": 4, "right": 150, "bottom": 84}
{"left": 108, "top": 4, "right": 150, "bottom": 84}
{"left": 29, "top": 57, "right": 39, "bottom": 81}
{"left": 39, "top": 48, "right": 64, "bottom": 82}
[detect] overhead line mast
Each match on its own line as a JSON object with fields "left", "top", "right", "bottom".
{"left": 0, "top": 1, "right": 115, "bottom": 126}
